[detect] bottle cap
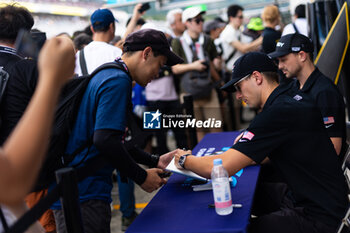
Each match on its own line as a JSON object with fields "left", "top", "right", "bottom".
{"left": 213, "top": 159, "right": 222, "bottom": 165}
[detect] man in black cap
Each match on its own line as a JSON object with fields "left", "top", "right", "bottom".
{"left": 269, "top": 33, "right": 346, "bottom": 158}
{"left": 51, "top": 29, "right": 184, "bottom": 233}
{"left": 174, "top": 52, "right": 348, "bottom": 233}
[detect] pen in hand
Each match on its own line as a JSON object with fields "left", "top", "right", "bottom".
{"left": 208, "top": 204, "right": 242, "bottom": 208}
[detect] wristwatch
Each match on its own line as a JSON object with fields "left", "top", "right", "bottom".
{"left": 178, "top": 154, "right": 191, "bottom": 169}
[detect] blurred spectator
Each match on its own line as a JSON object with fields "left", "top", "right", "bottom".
{"left": 73, "top": 33, "right": 92, "bottom": 51}
{"left": 74, "top": 8, "right": 122, "bottom": 76}
{"left": 261, "top": 5, "right": 281, "bottom": 54}
{"left": 220, "top": 4, "right": 262, "bottom": 71}
{"left": 166, "top": 8, "right": 186, "bottom": 38}
{"left": 0, "top": 4, "right": 55, "bottom": 232}
{"left": 172, "top": 6, "right": 223, "bottom": 141}
{"left": 282, "top": 4, "right": 308, "bottom": 37}
{"left": 143, "top": 19, "right": 188, "bottom": 156}
{"left": 243, "top": 17, "right": 264, "bottom": 41}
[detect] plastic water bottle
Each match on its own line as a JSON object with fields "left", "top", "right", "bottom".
{"left": 211, "top": 159, "right": 233, "bottom": 215}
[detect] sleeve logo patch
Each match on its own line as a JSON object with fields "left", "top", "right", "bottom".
{"left": 239, "top": 131, "right": 255, "bottom": 142}
{"left": 323, "top": 116, "right": 335, "bottom": 125}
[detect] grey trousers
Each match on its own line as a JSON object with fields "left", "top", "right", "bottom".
{"left": 53, "top": 199, "right": 111, "bottom": 233}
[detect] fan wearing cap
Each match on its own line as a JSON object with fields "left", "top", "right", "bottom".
{"left": 171, "top": 6, "right": 223, "bottom": 141}
{"left": 74, "top": 8, "right": 122, "bottom": 76}
{"left": 51, "top": 29, "right": 184, "bottom": 233}
{"left": 174, "top": 52, "right": 347, "bottom": 233}
{"left": 269, "top": 33, "right": 346, "bottom": 157}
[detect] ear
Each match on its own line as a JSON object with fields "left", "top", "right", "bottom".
{"left": 90, "top": 25, "right": 95, "bottom": 34}
{"left": 298, "top": 51, "right": 308, "bottom": 62}
{"left": 142, "top": 46, "right": 152, "bottom": 60}
{"left": 254, "top": 71, "right": 263, "bottom": 85}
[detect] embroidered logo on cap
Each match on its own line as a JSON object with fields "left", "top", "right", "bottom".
{"left": 276, "top": 42, "right": 284, "bottom": 47}
{"left": 239, "top": 130, "right": 255, "bottom": 142}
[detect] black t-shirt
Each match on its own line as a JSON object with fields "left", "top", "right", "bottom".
{"left": 262, "top": 27, "right": 281, "bottom": 54}
{"left": 232, "top": 85, "right": 348, "bottom": 227}
{"left": 0, "top": 58, "right": 38, "bottom": 145}
{"left": 291, "top": 68, "right": 347, "bottom": 158}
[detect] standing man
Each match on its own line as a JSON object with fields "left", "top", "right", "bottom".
{"left": 220, "top": 4, "right": 262, "bottom": 71}
{"left": 145, "top": 10, "right": 188, "bottom": 155}
{"left": 74, "top": 8, "right": 121, "bottom": 76}
{"left": 52, "top": 29, "right": 183, "bottom": 233}
{"left": 269, "top": 33, "right": 346, "bottom": 157}
{"left": 73, "top": 8, "right": 137, "bottom": 230}
{"left": 171, "top": 6, "right": 223, "bottom": 141}
{"left": 175, "top": 52, "right": 348, "bottom": 233}
{"left": 282, "top": 4, "right": 308, "bottom": 37}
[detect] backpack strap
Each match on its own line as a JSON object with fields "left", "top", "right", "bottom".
{"left": 292, "top": 23, "right": 300, "bottom": 34}
{"left": 79, "top": 48, "right": 88, "bottom": 76}
{"left": 225, "top": 34, "right": 241, "bottom": 65}
{"left": 0, "top": 67, "right": 10, "bottom": 103}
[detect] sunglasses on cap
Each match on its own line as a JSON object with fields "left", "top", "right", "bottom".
{"left": 191, "top": 17, "right": 204, "bottom": 24}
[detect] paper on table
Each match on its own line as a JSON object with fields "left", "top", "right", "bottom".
{"left": 165, "top": 157, "right": 208, "bottom": 181}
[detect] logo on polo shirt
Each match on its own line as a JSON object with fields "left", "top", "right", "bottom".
{"left": 143, "top": 110, "right": 162, "bottom": 129}
{"left": 238, "top": 130, "right": 255, "bottom": 143}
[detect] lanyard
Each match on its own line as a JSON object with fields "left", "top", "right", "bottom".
{"left": 114, "top": 57, "right": 130, "bottom": 75}
{"left": 0, "top": 46, "right": 21, "bottom": 58}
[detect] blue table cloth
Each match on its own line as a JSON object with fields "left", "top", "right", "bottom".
{"left": 127, "top": 132, "right": 260, "bottom": 233}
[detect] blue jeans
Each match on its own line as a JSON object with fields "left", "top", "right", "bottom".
{"left": 117, "top": 171, "right": 135, "bottom": 218}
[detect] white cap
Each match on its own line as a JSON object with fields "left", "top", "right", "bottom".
{"left": 182, "top": 6, "right": 205, "bottom": 23}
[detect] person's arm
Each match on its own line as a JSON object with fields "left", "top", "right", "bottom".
{"left": 122, "top": 4, "right": 144, "bottom": 40}
{"left": 0, "top": 37, "right": 75, "bottom": 205}
{"left": 93, "top": 129, "right": 166, "bottom": 192}
{"left": 127, "top": 146, "right": 178, "bottom": 169}
{"left": 231, "top": 36, "right": 263, "bottom": 53}
{"left": 330, "top": 137, "right": 342, "bottom": 155}
{"left": 174, "top": 149, "right": 253, "bottom": 179}
{"left": 172, "top": 60, "right": 207, "bottom": 75}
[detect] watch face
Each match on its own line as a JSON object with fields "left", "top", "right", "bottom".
{"left": 178, "top": 156, "right": 186, "bottom": 168}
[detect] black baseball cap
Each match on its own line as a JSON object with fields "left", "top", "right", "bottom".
{"left": 268, "top": 33, "right": 313, "bottom": 58}
{"left": 221, "top": 52, "right": 277, "bottom": 92}
{"left": 123, "top": 29, "right": 184, "bottom": 66}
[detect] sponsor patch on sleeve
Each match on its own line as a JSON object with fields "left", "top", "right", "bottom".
{"left": 239, "top": 130, "right": 255, "bottom": 142}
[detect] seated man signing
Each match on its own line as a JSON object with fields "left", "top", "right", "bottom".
{"left": 174, "top": 52, "right": 348, "bottom": 233}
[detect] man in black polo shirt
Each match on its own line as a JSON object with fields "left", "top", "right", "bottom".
{"left": 174, "top": 52, "right": 348, "bottom": 233}
{"left": 269, "top": 33, "right": 346, "bottom": 158}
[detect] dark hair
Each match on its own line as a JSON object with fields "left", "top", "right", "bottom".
{"left": 227, "top": 4, "right": 244, "bottom": 18}
{"left": 123, "top": 47, "right": 163, "bottom": 57}
{"left": 0, "top": 4, "right": 34, "bottom": 44}
{"left": 84, "top": 25, "right": 93, "bottom": 36}
{"left": 73, "top": 33, "right": 92, "bottom": 51}
{"left": 261, "top": 72, "right": 279, "bottom": 84}
{"left": 92, "top": 22, "right": 113, "bottom": 32}
{"left": 294, "top": 4, "right": 306, "bottom": 18}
